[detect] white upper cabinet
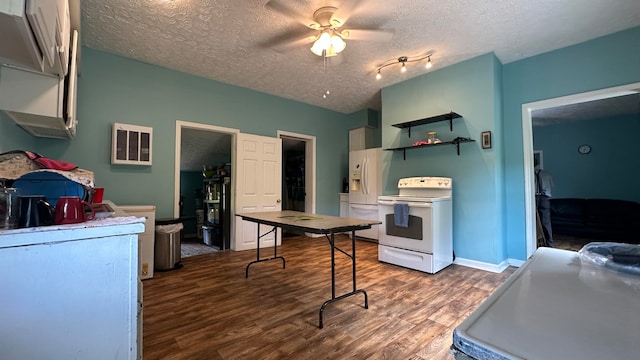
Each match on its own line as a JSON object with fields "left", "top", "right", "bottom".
{"left": 0, "top": 29, "right": 78, "bottom": 139}
{"left": 349, "top": 126, "right": 376, "bottom": 151}
{"left": 0, "top": 0, "right": 71, "bottom": 77}
{"left": 0, "top": 0, "right": 80, "bottom": 139}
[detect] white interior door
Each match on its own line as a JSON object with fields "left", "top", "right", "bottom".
{"left": 234, "top": 133, "right": 282, "bottom": 251}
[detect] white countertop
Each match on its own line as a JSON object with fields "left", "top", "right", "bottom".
{"left": 453, "top": 247, "right": 640, "bottom": 359}
{"left": 0, "top": 201, "right": 145, "bottom": 248}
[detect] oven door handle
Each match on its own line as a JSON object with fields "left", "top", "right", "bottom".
{"left": 350, "top": 204, "right": 376, "bottom": 210}
{"left": 378, "top": 200, "right": 432, "bottom": 208}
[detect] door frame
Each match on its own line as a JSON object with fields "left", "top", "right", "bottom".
{"left": 521, "top": 82, "right": 640, "bottom": 258}
{"left": 277, "top": 130, "right": 317, "bottom": 214}
{"left": 174, "top": 121, "right": 239, "bottom": 243}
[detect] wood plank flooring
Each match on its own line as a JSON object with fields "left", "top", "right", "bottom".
{"left": 143, "top": 235, "right": 515, "bottom": 360}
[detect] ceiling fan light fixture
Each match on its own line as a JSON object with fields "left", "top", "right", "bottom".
{"left": 311, "top": 30, "right": 346, "bottom": 57}
{"left": 310, "top": 42, "right": 324, "bottom": 56}
{"left": 310, "top": 31, "right": 329, "bottom": 56}
{"left": 330, "top": 34, "right": 346, "bottom": 53}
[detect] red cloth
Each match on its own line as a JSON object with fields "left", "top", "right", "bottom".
{"left": 24, "top": 151, "right": 77, "bottom": 171}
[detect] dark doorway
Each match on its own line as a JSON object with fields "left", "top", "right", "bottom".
{"left": 282, "top": 137, "right": 306, "bottom": 236}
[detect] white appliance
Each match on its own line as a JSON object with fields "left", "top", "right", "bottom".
{"left": 348, "top": 147, "right": 381, "bottom": 240}
{"left": 0, "top": 0, "right": 71, "bottom": 77}
{"left": 119, "top": 205, "right": 157, "bottom": 280}
{"left": 0, "top": 0, "right": 80, "bottom": 139}
{"left": 378, "top": 177, "right": 453, "bottom": 273}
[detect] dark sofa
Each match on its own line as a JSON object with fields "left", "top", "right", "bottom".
{"left": 550, "top": 198, "right": 640, "bottom": 243}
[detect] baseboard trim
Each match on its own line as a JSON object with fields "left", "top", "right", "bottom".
{"left": 507, "top": 258, "right": 525, "bottom": 267}
{"left": 454, "top": 257, "right": 514, "bottom": 273}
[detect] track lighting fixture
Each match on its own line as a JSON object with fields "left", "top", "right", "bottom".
{"left": 375, "top": 53, "right": 433, "bottom": 80}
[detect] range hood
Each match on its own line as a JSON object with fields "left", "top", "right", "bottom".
{"left": 4, "top": 109, "right": 76, "bottom": 139}
{"left": 0, "top": 0, "right": 80, "bottom": 139}
{"left": 0, "top": 29, "right": 78, "bottom": 139}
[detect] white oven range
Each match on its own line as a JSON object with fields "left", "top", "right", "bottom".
{"left": 378, "top": 177, "right": 453, "bottom": 273}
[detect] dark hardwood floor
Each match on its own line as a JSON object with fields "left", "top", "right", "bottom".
{"left": 143, "top": 235, "right": 515, "bottom": 360}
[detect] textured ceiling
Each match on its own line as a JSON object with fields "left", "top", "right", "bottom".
{"left": 81, "top": 0, "right": 640, "bottom": 115}
{"left": 180, "top": 127, "right": 231, "bottom": 171}
{"left": 532, "top": 93, "right": 640, "bottom": 126}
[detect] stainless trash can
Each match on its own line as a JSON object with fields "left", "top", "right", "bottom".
{"left": 154, "top": 219, "right": 183, "bottom": 271}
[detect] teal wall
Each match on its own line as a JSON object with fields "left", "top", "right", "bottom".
{"left": 0, "top": 48, "right": 352, "bottom": 218}
{"left": 0, "top": 115, "right": 36, "bottom": 151}
{"left": 503, "top": 26, "right": 640, "bottom": 260}
{"left": 381, "top": 53, "right": 505, "bottom": 264}
{"left": 533, "top": 114, "right": 640, "bottom": 202}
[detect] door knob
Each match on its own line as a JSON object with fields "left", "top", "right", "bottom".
{"left": 277, "top": 199, "right": 281, "bottom": 203}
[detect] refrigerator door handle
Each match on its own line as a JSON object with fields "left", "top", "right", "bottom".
{"left": 362, "top": 156, "right": 368, "bottom": 195}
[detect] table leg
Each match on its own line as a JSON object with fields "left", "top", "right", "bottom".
{"left": 245, "top": 224, "right": 285, "bottom": 278}
{"left": 318, "top": 230, "right": 368, "bottom": 328}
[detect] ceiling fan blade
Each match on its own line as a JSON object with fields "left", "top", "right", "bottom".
{"left": 265, "top": 0, "right": 319, "bottom": 29}
{"left": 330, "top": 0, "right": 364, "bottom": 27}
{"left": 274, "top": 35, "right": 316, "bottom": 53}
{"left": 260, "top": 30, "right": 316, "bottom": 53}
{"left": 341, "top": 29, "right": 394, "bottom": 41}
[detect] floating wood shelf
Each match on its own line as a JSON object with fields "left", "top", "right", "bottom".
{"left": 384, "top": 138, "right": 475, "bottom": 159}
{"left": 391, "top": 112, "right": 462, "bottom": 137}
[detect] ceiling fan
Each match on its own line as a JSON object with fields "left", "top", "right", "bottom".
{"left": 264, "top": 0, "right": 393, "bottom": 57}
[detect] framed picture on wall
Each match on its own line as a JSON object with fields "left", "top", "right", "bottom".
{"left": 534, "top": 150, "right": 543, "bottom": 169}
{"left": 481, "top": 131, "right": 492, "bottom": 149}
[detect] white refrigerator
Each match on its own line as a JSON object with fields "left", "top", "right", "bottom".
{"left": 348, "top": 148, "right": 382, "bottom": 240}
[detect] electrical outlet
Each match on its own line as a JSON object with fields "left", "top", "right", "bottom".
{"left": 142, "top": 263, "right": 149, "bottom": 276}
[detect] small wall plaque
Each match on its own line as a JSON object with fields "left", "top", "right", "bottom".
{"left": 111, "top": 123, "right": 153, "bottom": 165}
{"left": 481, "top": 131, "right": 492, "bottom": 149}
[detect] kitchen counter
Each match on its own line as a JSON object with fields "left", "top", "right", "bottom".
{"left": 452, "top": 247, "right": 640, "bottom": 359}
{"left": 0, "top": 200, "right": 144, "bottom": 248}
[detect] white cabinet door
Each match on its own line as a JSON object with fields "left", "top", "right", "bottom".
{"left": 339, "top": 193, "right": 349, "bottom": 217}
{"left": 119, "top": 205, "right": 156, "bottom": 280}
{"left": 349, "top": 127, "right": 364, "bottom": 151}
{"left": 349, "top": 127, "right": 375, "bottom": 151}
{"left": 0, "top": 29, "right": 79, "bottom": 139}
{"left": 0, "top": 228, "right": 140, "bottom": 359}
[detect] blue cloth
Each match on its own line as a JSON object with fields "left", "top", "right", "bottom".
{"left": 394, "top": 203, "right": 409, "bottom": 228}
